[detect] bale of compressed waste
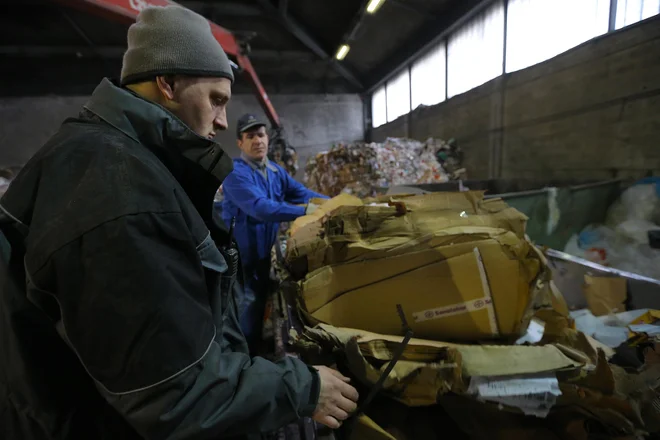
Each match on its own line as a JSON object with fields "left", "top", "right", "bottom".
{"left": 285, "top": 191, "right": 546, "bottom": 341}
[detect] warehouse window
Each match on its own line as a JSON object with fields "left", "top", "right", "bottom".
{"left": 386, "top": 69, "right": 411, "bottom": 122}
{"left": 615, "top": 0, "right": 660, "bottom": 29}
{"left": 506, "top": 0, "right": 610, "bottom": 73}
{"left": 411, "top": 43, "right": 446, "bottom": 110}
{"left": 447, "top": 1, "right": 505, "bottom": 98}
{"left": 371, "top": 86, "right": 387, "bottom": 128}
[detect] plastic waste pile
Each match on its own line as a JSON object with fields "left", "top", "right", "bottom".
{"left": 304, "top": 137, "right": 465, "bottom": 198}
{"left": 564, "top": 179, "right": 660, "bottom": 280}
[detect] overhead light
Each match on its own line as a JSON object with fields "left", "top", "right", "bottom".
{"left": 335, "top": 44, "right": 350, "bottom": 61}
{"left": 366, "top": 0, "right": 385, "bottom": 14}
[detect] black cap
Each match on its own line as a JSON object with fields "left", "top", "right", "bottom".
{"left": 236, "top": 113, "right": 266, "bottom": 139}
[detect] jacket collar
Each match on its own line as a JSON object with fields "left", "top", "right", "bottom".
{"left": 84, "top": 78, "right": 234, "bottom": 184}
{"left": 240, "top": 153, "right": 278, "bottom": 173}
{"left": 84, "top": 78, "right": 233, "bottom": 223}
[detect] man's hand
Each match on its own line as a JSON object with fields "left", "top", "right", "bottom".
{"left": 306, "top": 203, "right": 319, "bottom": 215}
{"left": 312, "top": 366, "right": 359, "bottom": 429}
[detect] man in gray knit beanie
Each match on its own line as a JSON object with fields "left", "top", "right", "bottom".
{"left": 121, "top": 6, "right": 234, "bottom": 86}
{"left": 121, "top": 5, "right": 235, "bottom": 140}
{"left": 0, "top": 5, "right": 357, "bottom": 440}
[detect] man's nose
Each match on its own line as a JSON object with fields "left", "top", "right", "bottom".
{"left": 214, "top": 108, "right": 228, "bottom": 131}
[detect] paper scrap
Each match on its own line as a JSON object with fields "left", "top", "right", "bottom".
{"left": 490, "top": 395, "right": 556, "bottom": 418}
{"left": 469, "top": 374, "right": 561, "bottom": 397}
{"left": 515, "top": 318, "right": 546, "bottom": 345}
{"left": 468, "top": 373, "right": 561, "bottom": 418}
{"left": 629, "top": 324, "right": 660, "bottom": 336}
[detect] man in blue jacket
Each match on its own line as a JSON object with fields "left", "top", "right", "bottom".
{"left": 222, "top": 114, "right": 328, "bottom": 351}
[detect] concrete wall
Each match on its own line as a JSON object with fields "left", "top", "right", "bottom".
{"left": 372, "top": 15, "right": 660, "bottom": 181}
{"left": 0, "top": 93, "right": 364, "bottom": 180}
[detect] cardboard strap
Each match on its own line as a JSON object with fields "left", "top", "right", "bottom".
{"left": 340, "top": 304, "right": 413, "bottom": 439}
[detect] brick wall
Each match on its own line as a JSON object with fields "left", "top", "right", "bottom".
{"left": 372, "top": 15, "right": 660, "bottom": 181}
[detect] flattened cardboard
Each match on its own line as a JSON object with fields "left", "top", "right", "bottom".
{"left": 308, "top": 238, "right": 538, "bottom": 340}
{"left": 287, "top": 192, "right": 530, "bottom": 271}
{"left": 350, "top": 415, "right": 397, "bottom": 440}
{"left": 344, "top": 337, "right": 463, "bottom": 406}
{"left": 583, "top": 275, "right": 627, "bottom": 317}
{"left": 312, "top": 249, "right": 502, "bottom": 340}
{"left": 301, "top": 228, "right": 523, "bottom": 311}
{"left": 311, "top": 324, "right": 583, "bottom": 378}
{"left": 290, "top": 192, "right": 363, "bottom": 237}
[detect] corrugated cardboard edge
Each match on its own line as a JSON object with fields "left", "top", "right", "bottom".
{"left": 344, "top": 337, "right": 463, "bottom": 406}
{"left": 350, "top": 415, "right": 397, "bottom": 440}
{"left": 286, "top": 191, "right": 530, "bottom": 264}
{"left": 314, "top": 324, "right": 583, "bottom": 378}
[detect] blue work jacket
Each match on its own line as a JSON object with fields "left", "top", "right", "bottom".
{"left": 222, "top": 157, "right": 327, "bottom": 276}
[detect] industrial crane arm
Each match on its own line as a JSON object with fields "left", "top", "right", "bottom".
{"left": 53, "top": 0, "right": 282, "bottom": 128}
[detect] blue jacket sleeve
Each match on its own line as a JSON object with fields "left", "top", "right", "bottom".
{"left": 284, "top": 173, "right": 329, "bottom": 205}
{"left": 223, "top": 170, "right": 306, "bottom": 223}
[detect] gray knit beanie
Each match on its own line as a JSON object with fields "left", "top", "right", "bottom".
{"left": 121, "top": 6, "right": 234, "bottom": 86}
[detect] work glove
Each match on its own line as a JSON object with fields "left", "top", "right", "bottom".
{"left": 306, "top": 203, "right": 319, "bottom": 215}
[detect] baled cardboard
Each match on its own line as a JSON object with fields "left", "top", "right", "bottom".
{"left": 289, "top": 192, "right": 544, "bottom": 340}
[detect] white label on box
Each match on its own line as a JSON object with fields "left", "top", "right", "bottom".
{"left": 413, "top": 297, "right": 493, "bottom": 322}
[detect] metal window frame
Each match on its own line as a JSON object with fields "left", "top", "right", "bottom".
{"left": 384, "top": 68, "right": 411, "bottom": 123}
{"left": 369, "top": 0, "right": 644, "bottom": 128}
{"left": 407, "top": 41, "right": 449, "bottom": 110}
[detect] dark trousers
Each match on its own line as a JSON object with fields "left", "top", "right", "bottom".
{"left": 239, "top": 260, "right": 271, "bottom": 354}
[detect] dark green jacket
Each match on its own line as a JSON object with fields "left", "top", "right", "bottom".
{"left": 0, "top": 78, "right": 319, "bottom": 440}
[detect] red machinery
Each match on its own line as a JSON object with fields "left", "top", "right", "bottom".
{"left": 54, "top": 0, "right": 281, "bottom": 126}
{"left": 54, "top": 0, "right": 282, "bottom": 127}
{"left": 53, "top": 0, "right": 300, "bottom": 173}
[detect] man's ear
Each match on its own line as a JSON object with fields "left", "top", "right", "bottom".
{"left": 155, "top": 76, "right": 176, "bottom": 101}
